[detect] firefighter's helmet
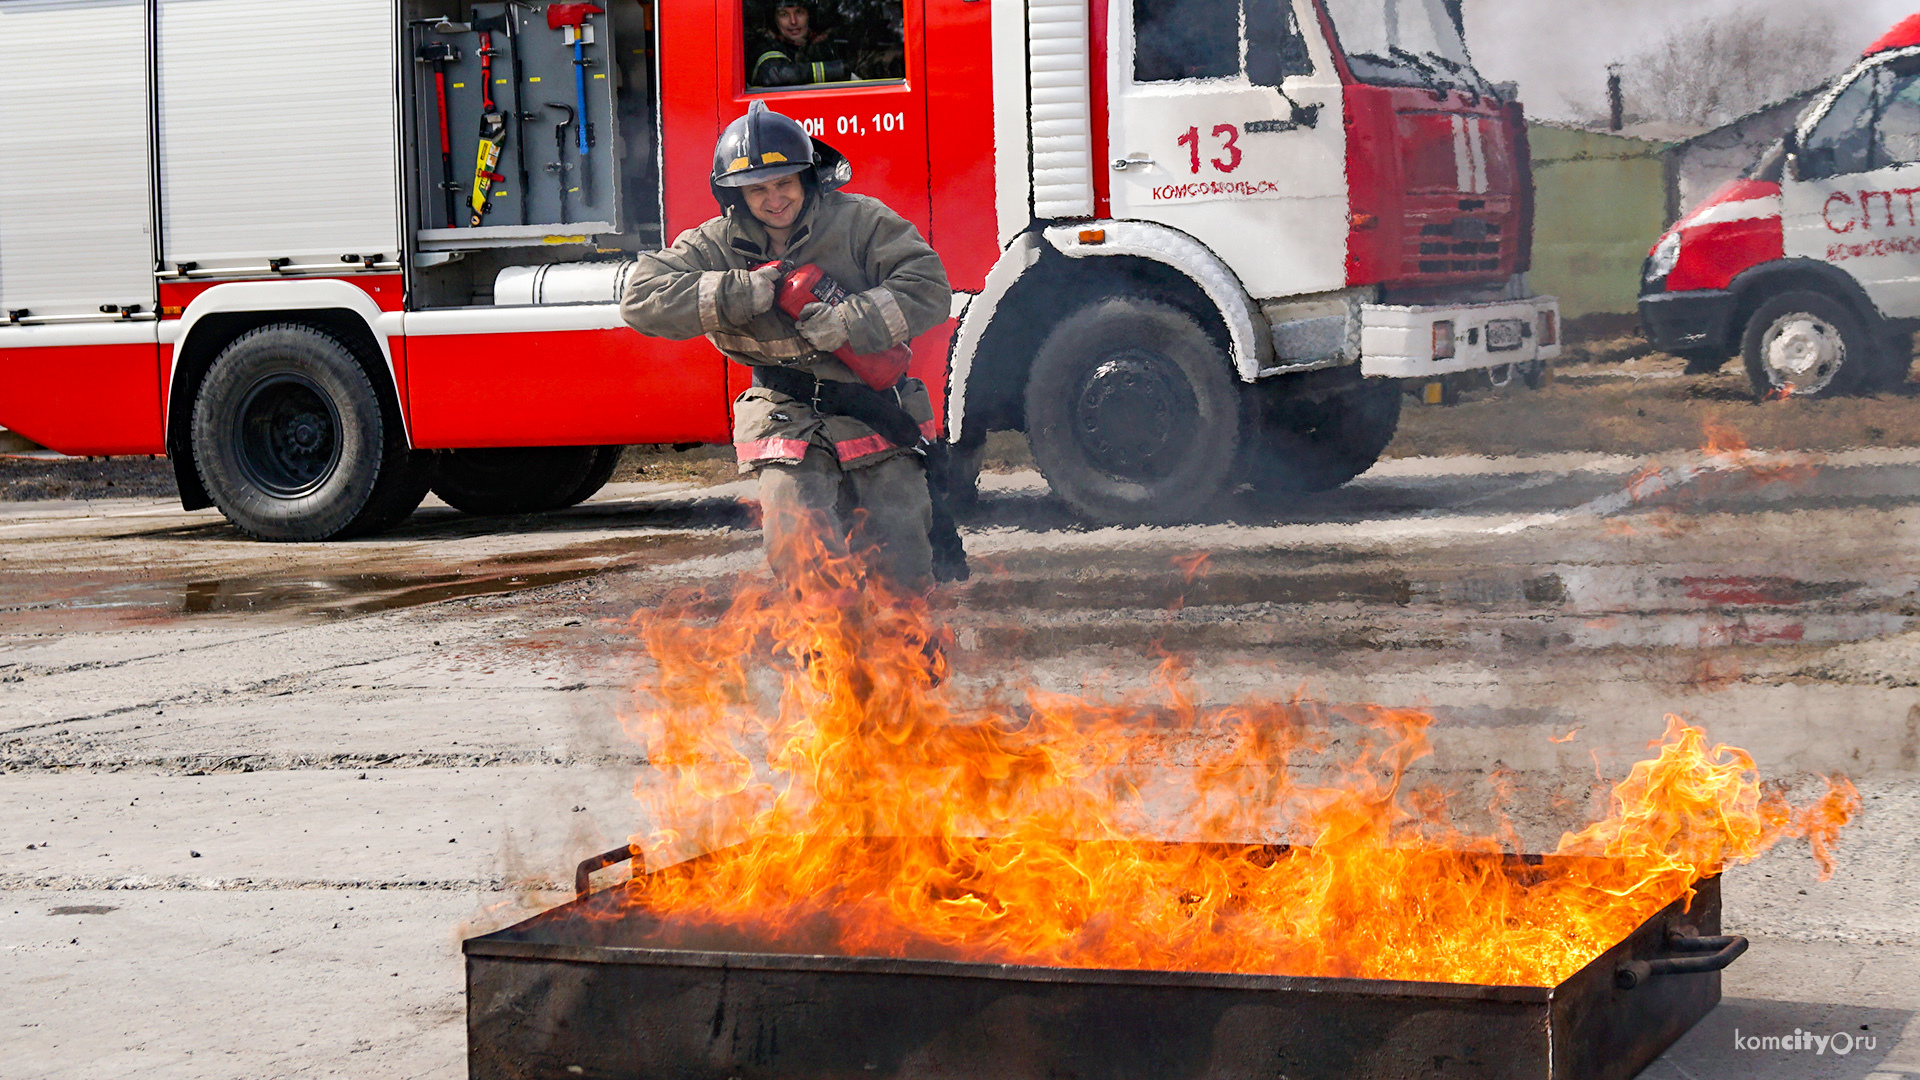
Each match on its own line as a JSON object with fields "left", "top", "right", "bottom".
{"left": 710, "top": 101, "right": 852, "bottom": 210}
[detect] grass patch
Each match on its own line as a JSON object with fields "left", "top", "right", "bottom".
{"left": 611, "top": 444, "right": 739, "bottom": 486}
{"left": 1390, "top": 350, "right": 1920, "bottom": 458}
{"left": 0, "top": 455, "right": 177, "bottom": 502}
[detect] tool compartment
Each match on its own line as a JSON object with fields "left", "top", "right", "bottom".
{"left": 403, "top": 0, "right": 655, "bottom": 308}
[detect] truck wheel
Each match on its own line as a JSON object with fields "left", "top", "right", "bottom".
{"left": 1742, "top": 291, "right": 1879, "bottom": 399}
{"left": 1238, "top": 379, "right": 1401, "bottom": 505}
{"left": 191, "top": 324, "right": 431, "bottom": 541}
{"left": 431, "top": 446, "right": 612, "bottom": 515}
{"left": 1024, "top": 297, "right": 1239, "bottom": 525}
{"left": 558, "top": 445, "right": 625, "bottom": 508}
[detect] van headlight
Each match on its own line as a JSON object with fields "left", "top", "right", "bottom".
{"left": 1646, "top": 232, "right": 1682, "bottom": 285}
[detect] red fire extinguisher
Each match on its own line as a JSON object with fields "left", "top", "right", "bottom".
{"left": 761, "top": 261, "right": 913, "bottom": 391}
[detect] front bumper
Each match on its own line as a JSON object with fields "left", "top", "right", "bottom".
{"left": 1638, "top": 288, "right": 1738, "bottom": 356}
{"left": 1359, "top": 296, "right": 1562, "bottom": 378}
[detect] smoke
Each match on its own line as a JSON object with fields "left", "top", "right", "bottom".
{"left": 1461, "top": 0, "right": 1910, "bottom": 122}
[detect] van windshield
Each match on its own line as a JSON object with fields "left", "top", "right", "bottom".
{"left": 1320, "top": 0, "right": 1487, "bottom": 96}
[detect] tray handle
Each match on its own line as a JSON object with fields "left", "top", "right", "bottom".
{"left": 1615, "top": 926, "right": 1748, "bottom": 989}
{"left": 575, "top": 844, "right": 642, "bottom": 899}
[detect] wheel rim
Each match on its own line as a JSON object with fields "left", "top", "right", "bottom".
{"left": 1069, "top": 349, "right": 1200, "bottom": 482}
{"left": 232, "top": 373, "right": 342, "bottom": 498}
{"left": 1761, "top": 313, "right": 1844, "bottom": 394}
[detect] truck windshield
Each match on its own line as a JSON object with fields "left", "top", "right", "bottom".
{"left": 1320, "top": 0, "right": 1484, "bottom": 95}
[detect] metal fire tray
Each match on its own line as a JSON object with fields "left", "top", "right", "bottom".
{"left": 465, "top": 842, "right": 1744, "bottom": 1080}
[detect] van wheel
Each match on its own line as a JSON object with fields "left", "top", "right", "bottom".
{"left": 191, "top": 324, "right": 431, "bottom": 541}
{"left": 1742, "top": 291, "right": 1879, "bottom": 398}
{"left": 431, "top": 446, "right": 617, "bottom": 515}
{"left": 1025, "top": 297, "right": 1240, "bottom": 525}
{"left": 1237, "top": 379, "right": 1401, "bottom": 506}
{"left": 1881, "top": 329, "right": 1915, "bottom": 389}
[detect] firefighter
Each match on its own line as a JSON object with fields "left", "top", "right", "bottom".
{"left": 749, "top": 0, "right": 851, "bottom": 87}
{"left": 619, "top": 102, "right": 954, "bottom": 592}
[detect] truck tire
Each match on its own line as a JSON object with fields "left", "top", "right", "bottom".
{"left": 1024, "top": 297, "right": 1240, "bottom": 525}
{"left": 1237, "top": 378, "right": 1401, "bottom": 505}
{"left": 431, "top": 446, "right": 614, "bottom": 515}
{"left": 558, "top": 445, "right": 625, "bottom": 508}
{"left": 191, "top": 324, "right": 431, "bottom": 541}
{"left": 1742, "top": 290, "right": 1882, "bottom": 399}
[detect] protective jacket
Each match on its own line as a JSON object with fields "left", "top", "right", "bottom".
{"left": 750, "top": 34, "right": 849, "bottom": 86}
{"left": 620, "top": 191, "right": 951, "bottom": 471}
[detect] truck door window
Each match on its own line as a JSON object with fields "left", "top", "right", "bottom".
{"left": 746, "top": 0, "right": 904, "bottom": 89}
{"left": 1133, "top": 0, "right": 1313, "bottom": 84}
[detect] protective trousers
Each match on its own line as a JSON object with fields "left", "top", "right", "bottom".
{"left": 757, "top": 445, "right": 934, "bottom": 593}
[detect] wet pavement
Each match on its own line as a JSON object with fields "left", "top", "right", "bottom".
{"left": 4, "top": 452, "right": 1919, "bottom": 1078}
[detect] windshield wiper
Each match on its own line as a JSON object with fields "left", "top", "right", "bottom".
{"left": 1423, "top": 51, "right": 1499, "bottom": 105}
{"left": 1347, "top": 51, "right": 1446, "bottom": 101}
{"left": 1386, "top": 46, "right": 1453, "bottom": 101}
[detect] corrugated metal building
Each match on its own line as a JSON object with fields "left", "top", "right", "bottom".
{"left": 1526, "top": 124, "right": 1675, "bottom": 320}
{"left": 1527, "top": 93, "right": 1819, "bottom": 320}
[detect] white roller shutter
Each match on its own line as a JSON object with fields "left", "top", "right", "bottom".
{"left": 0, "top": 0, "right": 155, "bottom": 320}
{"left": 1028, "top": 0, "right": 1094, "bottom": 219}
{"left": 157, "top": 0, "right": 401, "bottom": 268}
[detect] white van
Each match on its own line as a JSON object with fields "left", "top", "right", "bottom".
{"left": 1640, "top": 14, "right": 1920, "bottom": 398}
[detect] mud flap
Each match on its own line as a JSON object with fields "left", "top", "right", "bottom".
{"left": 922, "top": 441, "right": 969, "bottom": 583}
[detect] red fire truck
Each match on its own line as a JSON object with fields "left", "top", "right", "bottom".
{"left": 0, "top": 0, "right": 1558, "bottom": 539}
{"left": 1640, "top": 14, "right": 1920, "bottom": 399}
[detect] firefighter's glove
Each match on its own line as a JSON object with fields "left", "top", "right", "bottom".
{"left": 720, "top": 265, "right": 783, "bottom": 323}
{"left": 797, "top": 302, "right": 853, "bottom": 353}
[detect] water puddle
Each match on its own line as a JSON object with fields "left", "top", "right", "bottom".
{"left": 0, "top": 531, "right": 749, "bottom": 626}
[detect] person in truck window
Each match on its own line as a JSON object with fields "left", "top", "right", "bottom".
{"left": 618, "top": 102, "right": 957, "bottom": 592}
{"left": 750, "top": 0, "right": 853, "bottom": 87}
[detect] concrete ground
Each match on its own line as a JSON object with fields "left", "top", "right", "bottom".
{"left": 4, "top": 449, "right": 1918, "bottom": 1079}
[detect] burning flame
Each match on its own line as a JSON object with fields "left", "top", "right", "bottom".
{"left": 1608, "top": 419, "right": 1819, "bottom": 533}
{"left": 614, "top": 525, "right": 1858, "bottom": 987}
{"left": 1702, "top": 418, "right": 1750, "bottom": 457}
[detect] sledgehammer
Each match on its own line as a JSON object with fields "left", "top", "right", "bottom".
{"left": 414, "top": 41, "right": 462, "bottom": 228}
